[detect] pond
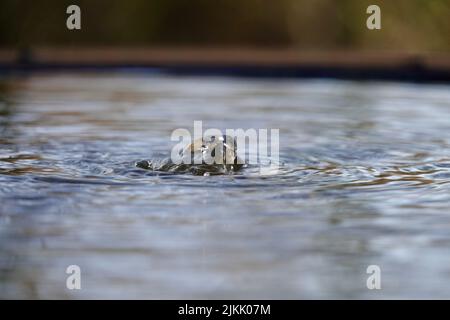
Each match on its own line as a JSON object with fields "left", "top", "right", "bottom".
{"left": 0, "top": 72, "right": 450, "bottom": 298}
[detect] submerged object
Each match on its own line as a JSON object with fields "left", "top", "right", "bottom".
{"left": 136, "top": 135, "right": 243, "bottom": 176}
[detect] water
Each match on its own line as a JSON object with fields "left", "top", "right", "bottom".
{"left": 1, "top": 73, "right": 450, "bottom": 299}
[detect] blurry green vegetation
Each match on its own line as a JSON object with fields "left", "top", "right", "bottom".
{"left": 0, "top": 0, "right": 449, "bottom": 52}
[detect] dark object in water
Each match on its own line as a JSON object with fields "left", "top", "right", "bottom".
{"left": 136, "top": 135, "right": 244, "bottom": 176}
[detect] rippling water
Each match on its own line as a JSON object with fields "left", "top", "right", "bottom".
{"left": 1, "top": 73, "right": 450, "bottom": 299}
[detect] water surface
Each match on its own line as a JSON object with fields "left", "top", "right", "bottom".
{"left": 1, "top": 73, "right": 450, "bottom": 298}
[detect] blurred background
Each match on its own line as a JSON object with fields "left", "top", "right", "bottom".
{"left": 0, "top": 0, "right": 449, "bottom": 52}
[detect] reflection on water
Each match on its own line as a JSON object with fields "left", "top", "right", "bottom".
{"left": 1, "top": 73, "right": 450, "bottom": 299}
